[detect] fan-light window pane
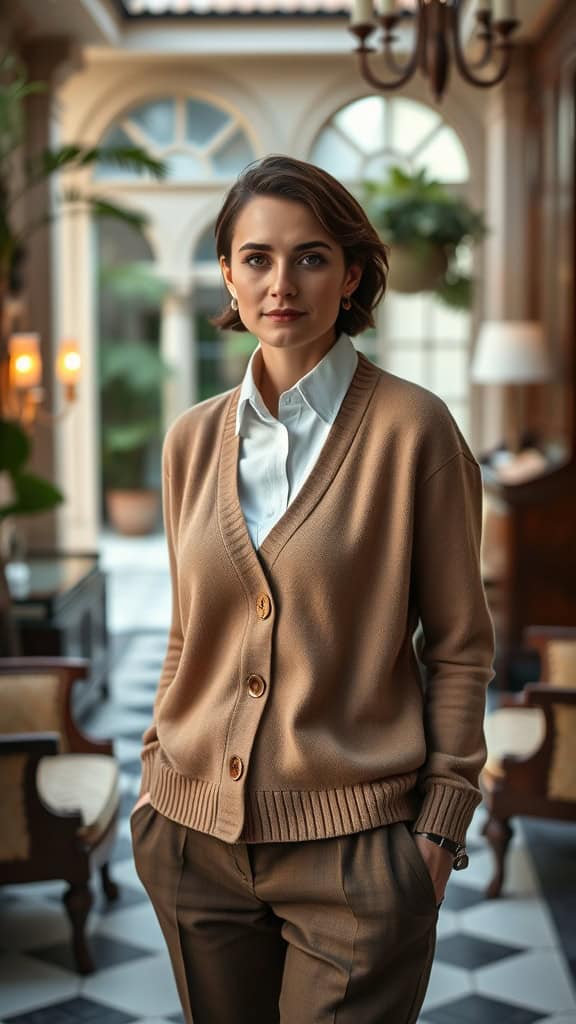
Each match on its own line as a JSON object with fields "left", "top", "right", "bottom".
{"left": 311, "top": 127, "right": 362, "bottom": 180}
{"left": 333, "top": 96, "right": 386, "bottom": 154}
{"left": 166, "top": 149, "right": 208, "bottom": 180}
{"left": 365, "top": 150, "right": 408, "bottom": 181}
{"left": 186, "top": 100, "right": 231, "bottom": 146}
{"left": 415, "top": 126, "right": 468, "bottom": 183}
{"left": 392, "top": 98, "right": 440, "bottom": 154}
{"left": 131, "top": 99, "right": 176, "bottom": 145}
{"left": 212, "top": 130, "right": 255, "bottom": 177}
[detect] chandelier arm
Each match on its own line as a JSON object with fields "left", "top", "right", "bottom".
{"left": 450, "top": 4, "right": 516, "bottom": 90}
{"left": 354, "top": 2, "right": 424, "bottom": 93}
{"left": 356, "top": 43, "right": 421, "bottom": 92}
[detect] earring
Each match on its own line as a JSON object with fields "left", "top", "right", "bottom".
{"left": 341, "top": 295, "right": 352, "bottom": 311}
{"left": 230, "top": 297, "right": 238, "bottom": 311}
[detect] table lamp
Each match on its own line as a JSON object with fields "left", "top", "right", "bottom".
{"left": 470, "top": 320, "right": 552, "bottom": 453}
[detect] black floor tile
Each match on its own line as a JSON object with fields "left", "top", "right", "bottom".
{"left": 435, "top": 933, "right": 525, "bottom": 969}
{"left": 424, "top": 994, "right": 545, "bottom": 1024}
{"left": 4, "top": 996, "right": 137, "bottom": 1023}
{"left": 442, "top": 884, "right": 486, "bottom": 912}
{"left": 28, "top": 933, "right": 153, "bottom": 972}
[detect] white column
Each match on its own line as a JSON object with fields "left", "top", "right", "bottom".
{"left": 55, "top": 204, "right": 100, "bottom": 551}
{"left": 479, "top": 55, "right": 531, "bottom": 450}
{"left": 160, "top": 287, "right": 197, "bottom": 432}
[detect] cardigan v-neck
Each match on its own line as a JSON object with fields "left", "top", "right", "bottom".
{"left": 219, "top": 351, "right": 380, "bottom": 576}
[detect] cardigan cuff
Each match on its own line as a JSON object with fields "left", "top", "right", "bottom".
{"left": 413, "top": 782, "right": 480, "bottom": 846}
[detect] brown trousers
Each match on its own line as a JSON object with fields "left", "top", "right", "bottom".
{"left": 131, "top": 803, "right": 438, "bottom": 1024}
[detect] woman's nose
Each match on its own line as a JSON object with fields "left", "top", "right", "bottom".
{"left": 270, "top": 263, "right": 297, "bottom": 297}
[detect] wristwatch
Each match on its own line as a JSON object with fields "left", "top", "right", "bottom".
{"left": 413, "top": 831, "right": 469, "bottom": 870}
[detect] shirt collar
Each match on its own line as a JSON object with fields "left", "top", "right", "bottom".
{"left": 235, "top": 333, "right": 358, "bottom": 437}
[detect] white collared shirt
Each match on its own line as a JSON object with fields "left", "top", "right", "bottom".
{"left": 235, "top": 332, "right": 358, "bottom": 549}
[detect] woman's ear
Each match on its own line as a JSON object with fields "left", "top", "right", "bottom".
{"left": 219, "top": 255, "right": 235, "bottom": 299}
{"left": 345, "top": 263, "right": 363, "bottom": 296}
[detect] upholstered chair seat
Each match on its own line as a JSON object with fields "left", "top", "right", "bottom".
{"left": 480, "top": 626, "right": 576, "bottom": 898}
{"left": 0, "top": 658, "right": 121, "bottom": 974}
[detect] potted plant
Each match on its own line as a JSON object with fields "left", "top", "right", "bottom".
{"left": 100, "top": 338, "right": 172, "bottom": 536}
{"left": 362, "top": 166, "right": 487, "bottom": 308}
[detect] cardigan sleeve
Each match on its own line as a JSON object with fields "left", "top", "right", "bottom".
{"left": 411, "top": 450, "right": 495, "bottom": 844}
{"left": 138, "top": 447, "right": 184, "bottom": 796}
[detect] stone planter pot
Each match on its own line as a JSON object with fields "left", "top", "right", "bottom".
{"left": 387, "top": 242, "right": 449, "bottom": 294}
{"left": 105, "top": 489, "right": 161, "bottom": 536}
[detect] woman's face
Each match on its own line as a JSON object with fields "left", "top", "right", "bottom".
{"left": 220, "top": 196, "right": 361, "bottom": 355}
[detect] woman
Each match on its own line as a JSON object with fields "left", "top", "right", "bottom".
{"left": 131, "top": 154, "right": 495, "bottom": 1024}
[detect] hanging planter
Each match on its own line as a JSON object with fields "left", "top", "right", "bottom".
{"left": 387, "top": 241, "right": 449, "bottom": 295}
{"left": 362, "top": 167, "right": 487, "bottom": 309}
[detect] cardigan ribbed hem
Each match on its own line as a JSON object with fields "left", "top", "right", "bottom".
{"left": 143, "top": 744, "right": 428, "bottom": 843}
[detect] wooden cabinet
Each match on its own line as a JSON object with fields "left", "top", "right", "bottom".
{"left": 482, "top": 460, "right": 576, "bottom": 688}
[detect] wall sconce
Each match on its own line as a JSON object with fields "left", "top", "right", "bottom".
{"left": 6, "top": 331, "right": 81, "bottom": 427}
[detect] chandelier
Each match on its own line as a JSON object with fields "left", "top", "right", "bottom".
{"left": 348, "top": 0, "right": 521, "bottom": 102}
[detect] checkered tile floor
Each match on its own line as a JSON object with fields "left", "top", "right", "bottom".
{"left": 1, "top": 534, "right": 575, "bottom": 1023}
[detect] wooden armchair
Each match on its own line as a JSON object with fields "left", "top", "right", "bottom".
{"left": 480, "top": 626, "right": 576, "bottom": 897}
{"left": 0, "top": 658, "right": 121, "bottom": 974}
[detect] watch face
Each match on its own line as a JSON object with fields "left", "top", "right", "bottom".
{"left": 453, "top": 852, "right": 469, "bottom": 870}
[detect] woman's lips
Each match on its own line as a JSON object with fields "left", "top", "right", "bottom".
{"left": 265, "top": 312, "right": 305, "bottom": 322}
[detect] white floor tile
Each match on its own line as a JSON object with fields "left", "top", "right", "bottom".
{"left": 96, "top": 902, "right": 165, "bottom": 952}
{"left": 533, "top": 1016, "right": 576, "bottom": 1024}
{"left": 81, "top": 950, "right": 181, "bottom": 1017}
{"left": 457, "top": 844, "right": 540, "bottom": 898}
{"left": 0, "top": 953, "right": 80, "bottom": 1016}
{"left": 460, "top": 896, "right": 559, "bottom": 949}
{"left": 476, "top": 949, "right": 576, "bottom": 1014}
{"left": 110, "top": 856, "right": 145, "bottom": 891}
{"left": 420, "top": 960, "right": 473, "bottom": 1012}
{"left": 435, "top": 908, "right": 460, "bottom": 938}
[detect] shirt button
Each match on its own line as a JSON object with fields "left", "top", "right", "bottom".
{"left": 256, "top": 593, "right": 271, "bottom": 619}
{"left": 247, "top": 673, "right": 266, "bottom": 698}
{"left": 229, "top": 755, "right": 244, "bottom": 781}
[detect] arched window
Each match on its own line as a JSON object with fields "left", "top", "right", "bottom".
{"left": 310, "top": 96, "right": 473, "bottom": 438}
{"left": 95, "top": 96, "right": 256, "bottom": 182}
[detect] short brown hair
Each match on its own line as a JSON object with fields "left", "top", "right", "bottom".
{"left": 211, "top": 154, "right": 388, "bottom": 336}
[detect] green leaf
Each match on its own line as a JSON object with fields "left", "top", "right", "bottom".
{"left": 1, "top": 471, "right": 64, "bottom": 519}
{"left": 87, "top": 198, "right": 148, "bottom": 231}
{"left": 0, "top": 419, "right": 30, "bottom": 473}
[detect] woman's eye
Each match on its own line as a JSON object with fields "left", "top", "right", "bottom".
{"left": 245, "top": 254, "right": 268, "bottom": 267}
{"left": 300, "top": 253, "right": 325, "bottom": 266}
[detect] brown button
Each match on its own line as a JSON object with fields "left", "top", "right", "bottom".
{"left": 229, "top": 755, "right": 244, "bottom": 781}
{"left": 247, "top": 673, "right": 266, "bottom": 698}
{"left": 256, "top": 592, "right": 271, "bottom": 620}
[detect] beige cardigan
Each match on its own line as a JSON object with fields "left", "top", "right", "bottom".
{"left": 139, "top": 352, "right": 495, "bottom": 846}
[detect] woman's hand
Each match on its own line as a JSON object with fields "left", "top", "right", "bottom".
{"left": 414, "top": 834, "right": 453, "bottom": 906}
{"left": 131, "top": 791, "right": 152, "bottom": 816}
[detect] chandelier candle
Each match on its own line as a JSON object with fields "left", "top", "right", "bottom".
{"left": 351, "top": 0, "right": 375, "bottom": 26}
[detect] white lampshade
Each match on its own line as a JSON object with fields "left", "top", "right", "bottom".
{"left": 471, "top": 321, "right": 552, "bottom": 384}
